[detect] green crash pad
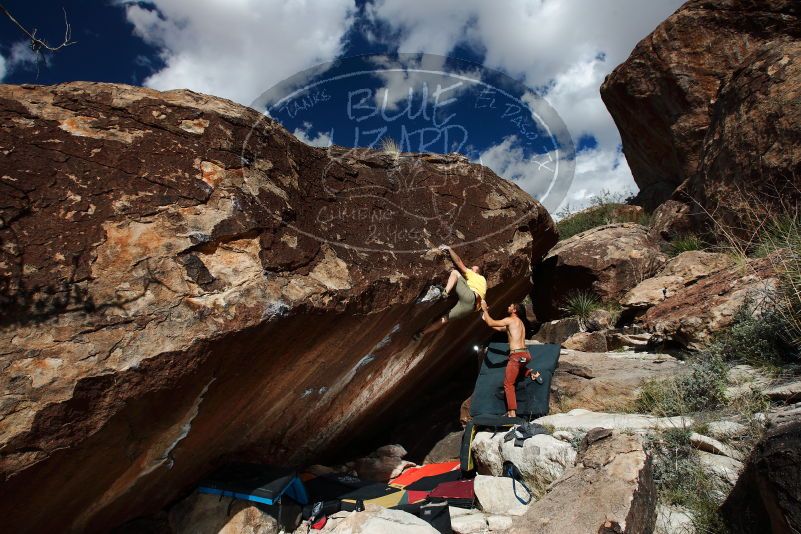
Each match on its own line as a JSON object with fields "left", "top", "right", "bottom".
{"left": 469, "top": 342, "right": 560, "bottom": 418}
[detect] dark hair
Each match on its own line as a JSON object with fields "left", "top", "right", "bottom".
{"left": 510, "top": 303, "right": 524, "bottom": 317}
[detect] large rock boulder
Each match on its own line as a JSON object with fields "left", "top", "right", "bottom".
{"left": 551, "top": 350, "right": 683, "bottom": 413}
{"left": 648, "top": 200, "right": 695, "bottom": 242}
{"left": 325, "top": 505, "right": 438, "bottom": 534}
{"left": 471, "top": 432, "right": 576, "bottom": 493}
{"left": 620, "top": 250, "right": 734, "bottom": 319}
{"left": 509, "top": 430, "right": 657, "bottom": 533}
{"left": 0, "top": 82, "right": 556, "bottom": 532}
{"left": 642, "top": 255, "right": 778, "bottom": 349}
{"left": 531, "top": 224, "right": 666, "bottom": 321}
{"left": 722, "top": 418, "right": 801, "bottom": 534}
{"left": 353, "top": 445, "right": 415, "bottom": 482}
{"left": 601, "top": 0, "right": 801, "bottom": 210}
{"left": 690, "top": 39, "right": 801, "bottom": 230}
{"left": 474, "top": 475, "right": 531, "bottom": 516}
{"left": 168, "top": 492, "right": 279, "bottom": 534}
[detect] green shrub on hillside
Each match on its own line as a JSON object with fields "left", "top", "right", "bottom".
{"left": 753, "top": 213, "right": 801, "bottom": 258}
{"left": 556, "top": 190, "right": 646, "bottom": 240}
{"left": 646, "top": 428, "right": 727, "bottom": 533}
{"left": 635, "top": 353, "right": 728, "bottom": 417}
{"left": 715, "top": 303, "right": 800, "bottom": 369}
{"left": 753, "top": 213, "right": 801, "bottom": 350}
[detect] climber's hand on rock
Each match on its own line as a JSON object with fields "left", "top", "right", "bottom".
{"left": 480, "top": 299, "right": 489, "bottom": 311}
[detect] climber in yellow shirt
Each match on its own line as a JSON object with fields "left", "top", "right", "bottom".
{"left": 414, "top": 245, "right": 487, "bottom": 340}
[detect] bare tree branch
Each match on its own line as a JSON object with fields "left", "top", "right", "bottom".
{"left": 0, "top": 3, "right": 77, "bottom": 54}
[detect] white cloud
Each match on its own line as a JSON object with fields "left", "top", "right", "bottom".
{"left": 0, "top": 53, "right": 6, "bottom": 81}
{"left": 368, "top": 0, "right": 685, "bottom": 210}
{"left": 479, "top": 136, "right": 634, "bottom": 216}
{"left": 120, "top": 0, "right": 684, "bottom": 212}
{"left": 367, "top": 54, "right": 481, "bottom": 111}
{"left": 567, "top": 147, "right": 634, "bottom": 206}
{"left": 122, "top": 0, "right": 356, "bottom": 106}
{"left": 4, "top": 41, "right": 44, "bottom": 75}
{"left": 293, "top": 121, "right": 333, "bottom": 147}
{"left": 478, "top": 136, "right": 558, "bottom": 203}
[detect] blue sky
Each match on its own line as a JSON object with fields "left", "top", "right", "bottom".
{"left": 0, "top": 0, "right": 684, "bottom": 213}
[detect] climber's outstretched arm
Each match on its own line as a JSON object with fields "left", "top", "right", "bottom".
{"left": 480, "top": 299, "right": 509, "bottom": 329}
{"left": 440, "top": 244, "right": 468, "bottom": 274}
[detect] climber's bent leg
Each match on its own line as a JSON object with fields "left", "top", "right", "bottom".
{"left": 447, "top": 277, "right": 476, "bottom": 321}
{"left": 417, "top": 315, "right": 448, "bottom": 339}
{"left": 443, "top": 269, "right": 461, "bottom": 295}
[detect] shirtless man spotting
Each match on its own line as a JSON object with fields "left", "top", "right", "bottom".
{"left": 480, "top": 300, "right": 540, "bottom": 418}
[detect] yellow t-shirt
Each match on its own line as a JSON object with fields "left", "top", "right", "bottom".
{"left": 464, "top": 270, "right": 487, "bottom": 301}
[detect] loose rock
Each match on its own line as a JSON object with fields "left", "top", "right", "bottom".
{"left": 474, "top": 475, "right": 531, "bottom": 516}
{"left": 449, "top": 508, "right": 488, "bottom": 534}
{"left": 353, "top": 445, "right": 416, "bottom": 482}
{"left": 655, "top": 504, "right": 695, "bottom": 534}
{"left": 620, "top": 251, "right": 734, "bottom": 318}
{"left": 698, "top": 451, "right": 744, "bottom": 488}
{"left": 562, "top": 331, "right": 608, "bottom": 353}
{"left": 168, "top": 492, "right": 279, "bottom": 534}
{"left": 690, "top": 433, "right": 743, "bottom": 461}
{"left": 648, "top": 200, "right": 695, "bottom": 242}
{"left": 509, "top": 431, "right": 656, "bottom": 533}
{"left": 328, "top": 505, "right": 438, "bottom": 534}
{"left": 551, "top": 350, "right": 682, "bottom": 413}
{"left": 471, "top": 432, "right": 576, "bottom": 493}
{"left": 764, "top": 379, "right": 801, "bottom": 404}
{"left": 531, "top": 224, "right": 666, "bottom": 321}
{"left": 532, "top": 317, "right": 581, "bottom": 345}
{"left": 643, "top": 255, "right": 778, "bottom": 349}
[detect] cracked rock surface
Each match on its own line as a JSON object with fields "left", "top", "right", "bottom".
{"left": 0, "top": 82, "right": 556, "bottom": 532}
{"left": 509, "top": 430, "right": 656, "bottom": 534}
{"left": 601, "top": 0, "right": 801, "bottom": 210}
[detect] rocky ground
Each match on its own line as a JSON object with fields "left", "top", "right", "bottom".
{"left": 157, "top": 342, "right": 801, "bottom": 533}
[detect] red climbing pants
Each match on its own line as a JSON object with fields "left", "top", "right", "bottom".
{"left": 504, "top": 350, "right": 531, "bottom": 411}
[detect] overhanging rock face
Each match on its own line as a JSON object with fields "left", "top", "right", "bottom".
{"left": 0, "top": 82, "right": 557, "bottom": 531}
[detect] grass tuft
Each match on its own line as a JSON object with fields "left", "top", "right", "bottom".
{"left": 646, "top": 428, "right": 728, "bottom": 533}
{"left": 559, "top": 289, "right": 601, "bottom": 324}
{"left": 380, "top": 137, "right": 400, "bottom": 156}
{"left": 714, "top": 302, "right": 800, "bottom": 370}
{"left": 635, "top": 353, "right": 728, "bottom": 417}
{"left": 668, "top": 234, "right": 705, "bottom": 256}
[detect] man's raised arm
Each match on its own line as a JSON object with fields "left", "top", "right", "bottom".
{"left": 480, "top": 299, "right": 509, "bottom": 329}
{"left": 440, "top": 244, "right": 468, "bottom": 273}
